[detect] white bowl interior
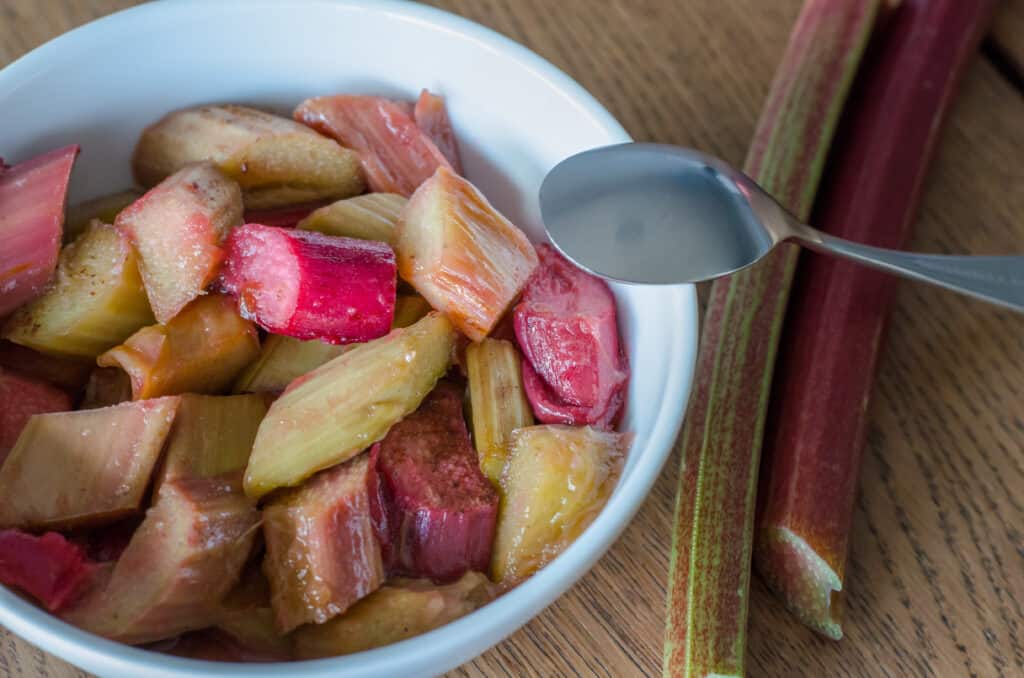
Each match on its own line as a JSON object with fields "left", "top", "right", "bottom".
{"left": 0, "top": 1, "right": 698, "bottom": 676}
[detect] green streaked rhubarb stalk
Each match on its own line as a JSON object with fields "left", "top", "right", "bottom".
{"left": 663, "top": 1, "right": 880, "bottom": 676}
{"left": 755, "top": 0, "right": 996, "bottom": 640}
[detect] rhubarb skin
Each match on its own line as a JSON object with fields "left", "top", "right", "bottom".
{"left": 133, "top": 104, "right": 365, "bottom": 210}
{"left": 294, "top": 95, "right": 452, "bottom": 196}
{"left": 664, "top": 1, "right": 880, "bottom": 676}
{"left": 0, "top": 529, "right": 97, "bottom": 612}
{"left": 65, "top": 189, "right": 142, "bottom": 243}
{"left": 0, "top": 367, "right": 72, "bottom": 464}
{"left": 293, "top": 572, "right": 495, "bottom": 658}
{"left": 0, "top": 145, "right": 78, "bottom": 317}
{"left": 116, "top": 162, "right": 243, "bottom": 323}
{"left": 62, "top": 474, "right": 260, "bottom": 644}
{"left": 2, "top": 221, "right": 155, "bottom": 359}
{"left": 157, "top": 394, "right": 267, "bottom": 491}
{"left": 514, "top": 244, "right": 628, "bottom": 429}
{"left": 396, "top": 167, "right": 539, "bottom": 341}
{"left": 262, "top": 454, "right": 384, "bottom": 632}
{"left": 244, "top": 312, "right": 456, "bottom": 499}
{"left": 755, "top": 0, "right": 997, "bottom": 641}
{"left": 491, "top": 426, "right": 628, "bottom": 584}
{"left": 414, "top": 90, "right": 464, "bottom": 174}
{"left": 219, "top": 223, "right": 397, "bottom": 344}
{"left": 0, "top": 397, "right": 180, "bottom": 530}
{"left": 297, "top": 192, "right": 407, "bottom": 246}
{"left": 98, "top": 294, "right": 260, "bottom": 400}
{"left": 369, "top": 381, "right": 499, "bottom": 580}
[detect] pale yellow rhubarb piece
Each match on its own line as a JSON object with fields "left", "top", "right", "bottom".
{"left": 297, "top": 193, "right": 406, "bottom": 245}
{"left": 2, "top": 222, "right": 153, "bottom": 358}
{"left": 233, "top": 334, "right": 349, "bottom": 394}
{"left": 244, "top": 312, "right": 456, "bottom": 499}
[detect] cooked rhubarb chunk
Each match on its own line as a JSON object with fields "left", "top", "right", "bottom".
{"left": 65, "top": 189, "right": 142, "bottom": 243}
{"left": 370, "top": 381, "right": 498, "bottom": 580}
{"left": 491, "top": 425, "right": 629, "bottom": 584}
{"left": 465, "top": 339, "right": 534, "bottom": 485}
{"left": 0, "top": 367, "right": 72, "bottom": 464}
{"left": 214, "top": 565, "right": 293, "bottom": 661}
{"left": 0, "top": 397, "right": 180, "bottom": 530}
{"left": 63, "top": 475, "right": 260, "bottom": 644}
{"left": 294, "top": 95, "right": 452, "bottom": 196}
{"left": 243, "top": 200, "right": 328, "bottom": 229}
{"left": 79, "top": 367, "right": 132, "bottom": 410}
{"left": 414, "top": 90, "right": 463, "bottom": 174}
{"left": 262, "top": 454, "right": 384, "bottom": 632}
{"left": 392, "top": 294, "right": 433, "bottom": 329}
{"left": 98, "top": 294, "right": 260, "bottom": 399}
{"left": 396, "top": 167, "right": 538, "bottom": 341}
{"left": 514, "top": 244, "right": 628, "bottom": 428}
{"left": 0, "top": 529, "right": 97, "bottom": 612}
{"left": 0, "top": 145, "right": 78, "bottom": 317}
{"left": 293, "top": 572, "right": 494, "bottom": 658}
{"left": 220, "top": 224, "right": 396, "bottom": 344}
{"left": 244, "top": 312, "right": 456, "bottom": 499}
{"left": 0, "top": 341, "right": 92, "bottom": 392}
{"left": 116, "top": 162, "right": 243, "bottom": 323}
{"left": 233, "top": 335, "right": 350, "bottom": 394}
{"left": 297, "top": 193, "right": 407, "bottom": 245}
{"left": 133, "top": 104, "right": 365, "bottom": 210}
{"left": 157, "top": 394, "right": 266, "bottom": 491}
{"left": 2, "top": 222, "right": 154, "bottom": 359}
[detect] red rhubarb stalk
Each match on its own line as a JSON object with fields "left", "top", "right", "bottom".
{"left": 664, "top": 1, "right": 880, "bottom": 676}
{"left": 755, "top": 0, "right": 996, "bottom": 640}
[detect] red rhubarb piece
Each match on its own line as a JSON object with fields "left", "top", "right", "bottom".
{"left": 0, "top": 529, "right": 96, "bottom": 611}
{"left": 0, "top": 367, "right": 72, "bottom": 464}
{"left": 414, "top": 90, "right": 463, "bottom": 174}
{"left": 514, "top": 244, "right": 627, "bottom": 428}
{"left": 0, "top": 145, "right": 79, "bottom": 317}
{"left": 294, "top": 95, "right": 453, "bottom": 196}
{"left": 369, "top": 381, "right": 498, "bottom": 581}
{"left": 220, "top": 224, "right": 396, "bottom": 344}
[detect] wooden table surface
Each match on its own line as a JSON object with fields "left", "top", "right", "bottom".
{"left": 2, "top": 1, "right": 1023, "bottom": 676}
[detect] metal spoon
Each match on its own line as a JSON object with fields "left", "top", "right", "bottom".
{"left": 540, "top": 143, "right": 1024, "bottom": 312}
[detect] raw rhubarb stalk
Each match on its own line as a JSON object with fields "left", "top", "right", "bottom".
{"left": 294, "top": 95, "right": 452, "bottom": 196}
{"left": 414, "top": 90, "right": 464, "bottom": 173}
{"left": 0, "top": 367, "right": 72, "bottom": 464}
{"left": 2, "top": 221, "right": 154, "bottom": 358}
{"left": 0, "top": 529, "right": 97, "bottom": 612}
{"left": 754, "top": 0, "right": 996, "bottom": 640}
{"left": 133, "top": 104, "right": 365, "bottom": 210}
{"left": 515, "top": 244, "right": 628, "bottom": 429}
{"left": 297, "top": 192, "right": 407, "bottom": 245}
{"left": 491, "top": 425, "right": 629, "bottom": 585}
{"left": 0, "top": 397, "right": 180, "bottom": 530}
{"left": 664, "top": 2, "right": 880, "bottom": 676}
{"left": 396, "top": 167, "right": 539, "bottom": 341}
{"left": 0, "top": 145, "right": 78, "bottom": 317}
{"left": 244, "top": 312, "right": 456, "bottom": 499}
{"left": 262, "top": 454, "right": 384, "bottom": 632}
{"left": 116, "top": 162, "right": 243, "bottom": 323}
{"left": 293, "top": 572, "right": 495, "bottom": 658}
{"left": 369, "top": 381, "right": 498, "bottom": 581}
{"left": 63, "top": 474, "right": 260, "bottom": 644}
{"left": 97, "top": 294, "right": 260, "bottom": 399}
{"left": 65, "top": 189, "right": 142, "bottom": 243}
{"left": 219, "top": 223, "right": 397, "bottom": 344}
{"left": 465, "top": 338, "right": 534, "bottom": 485}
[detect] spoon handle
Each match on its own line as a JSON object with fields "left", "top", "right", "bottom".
{"left": 797, "top": 233, "right": 1024, "bottom": 312}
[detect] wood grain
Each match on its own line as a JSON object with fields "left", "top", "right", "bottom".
{"left": 1, "top": 1, "right": 1022, "bottom": 677}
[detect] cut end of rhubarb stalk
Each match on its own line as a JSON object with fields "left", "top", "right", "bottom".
{"left": 0, "top": 145, "right": 79, "bottom": 317}
{"left": 297, "top": 193, "right": 407, "bottom": 246}
{"left": 397, "top": 167, "right": 538, "bottom": 341}
{"left": 756, "top": 526, "right": 843, "bottom": 640}
{"left": 220, "top": 223, "right": 396, "bottom": 344}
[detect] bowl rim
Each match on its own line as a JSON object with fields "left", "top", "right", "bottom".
{"left": 0, "top": 1, "right": 699, "bottom": 675}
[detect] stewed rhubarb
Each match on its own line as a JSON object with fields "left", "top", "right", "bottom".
{"left": 515, "top": 244, "right": 627, "bottom": 429}
{"left": 219, "top": 223, "right": 397, "bottom": 344}
{"left": 369, "top": 381, "right": 498, "bottom": 581}
{"left": 0, "top": 529, "right": 97, "bottom": 612}
{"left": 414, "top": 90, "right": 463, "bottom": 174}
{"left": 0, "top": 367, "right": 72, "bottom": 463}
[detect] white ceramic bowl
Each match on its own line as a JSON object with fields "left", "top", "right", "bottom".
{"left": 0, "top": 1, "right": 698, "bottom": 675}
